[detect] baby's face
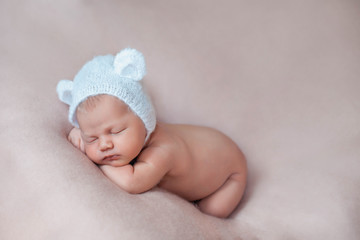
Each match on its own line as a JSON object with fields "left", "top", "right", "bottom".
{"left": 76, "top": 95, "right": 146, "bottom": 167}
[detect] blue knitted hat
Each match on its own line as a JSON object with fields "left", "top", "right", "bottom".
{"left": 56, "top": 48, "right": 156, "bottom": 141}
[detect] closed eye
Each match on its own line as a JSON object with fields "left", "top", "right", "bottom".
{"left": 111, "top": 128, "right": 126, "bottom": 135}
{"left": 85, "top": 137, "right": 98, "bottom": 143}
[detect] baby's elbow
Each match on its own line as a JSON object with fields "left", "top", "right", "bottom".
{"left": 121, "top": 179, "right": 146, "bottom": 194}
{"left": 123, "top": 185, "right": 140, "bottom": 194}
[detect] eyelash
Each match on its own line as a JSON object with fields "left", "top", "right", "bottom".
{"left": 86, "top": 138, "right": 98, "bottom": 143}
{"left": 84, "top": 128, "right": 126, "bottom": 143}
{"left": 111, "top": 128, "right": 125, "bottom": 135}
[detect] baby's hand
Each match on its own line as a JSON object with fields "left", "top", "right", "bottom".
{"left": 68, "top": 127, "right": 85, "bottom": 153}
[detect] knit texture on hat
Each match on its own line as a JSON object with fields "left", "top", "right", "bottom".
{"left": 56, "top": 48, "right": 156, "bottom": 141}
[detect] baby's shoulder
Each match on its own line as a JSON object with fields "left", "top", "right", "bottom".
{"left": 139, "top": 141, "right": 172, "bottom": 160}
{"left": 139, "top": 124, "right": 186, "bottom": 159}
{"left": 146, "top": 123, "right": 184, "bottom": 146}
{"left": 137, "top": 143, "right": 176, "bottom": 172}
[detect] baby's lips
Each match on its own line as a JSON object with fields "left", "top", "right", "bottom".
{"left": 103, "top": 154, "right": 120, "bottom": 161}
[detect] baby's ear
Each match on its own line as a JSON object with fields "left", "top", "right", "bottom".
{"left": 56, "top": 80, "right": 73, "bottom": 105}
{"left": 113, "top": 48, "right": 146, "bottom": 81}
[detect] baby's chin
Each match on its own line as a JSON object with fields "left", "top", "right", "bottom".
{"left": 92, "top": 158, "right": 131, "bottom": 167}
{"left": 103, "top": 162, "right": 127, "bottom": 167}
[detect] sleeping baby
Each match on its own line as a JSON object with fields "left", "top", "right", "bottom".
{"left": 56, "top": 48, "right": 247, "bottom": 218}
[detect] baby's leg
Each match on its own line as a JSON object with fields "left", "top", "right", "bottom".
{"left": 198, "top": 173, "right": 246, "bottom": 218}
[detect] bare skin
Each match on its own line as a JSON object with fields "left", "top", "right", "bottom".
{"left": 68, "top": 95, "right": 247, "bottom": 218}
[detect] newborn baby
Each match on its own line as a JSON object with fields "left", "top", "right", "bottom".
{"left": 57, "top": 48, "right": 247, "bottom": 218}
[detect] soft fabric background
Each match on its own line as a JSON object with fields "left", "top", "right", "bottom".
{"left": 1, "top": 0, "right": 359, "bottom": 239}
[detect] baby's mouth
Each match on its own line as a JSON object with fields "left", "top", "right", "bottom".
{"left": 103, "top": 155, "right": 120, "bottom": 161}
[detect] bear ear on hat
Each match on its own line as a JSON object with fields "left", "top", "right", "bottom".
{"left": 113, "top": 48, "right": 146, "bottom": 81}
{"left": 56, "top": 79, "right": 73, "bottom": 105}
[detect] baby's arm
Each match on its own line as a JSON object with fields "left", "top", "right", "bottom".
{"left": 67, "top": 127, "right": 85, "bottom": 153}
{"left": 100, "top": 148, "right": 171, "bottom": 194}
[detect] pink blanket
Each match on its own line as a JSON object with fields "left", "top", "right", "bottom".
{"left": 1, "top": 0, "right": 359, "bottom": 239}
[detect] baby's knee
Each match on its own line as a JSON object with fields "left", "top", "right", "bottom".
{"left": 198, "top": 201, "right": 231, "bottom": 218}
{"left": 198, "top": 173, "right": 246, "bottom": 218}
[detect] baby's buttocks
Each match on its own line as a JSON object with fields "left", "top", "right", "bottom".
{"left": 157, "top": 124, "right": 246, "bottom": 201}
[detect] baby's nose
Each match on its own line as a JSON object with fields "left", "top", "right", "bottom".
{"left": 99, "top": 136, "right": 113, "bottom": 151}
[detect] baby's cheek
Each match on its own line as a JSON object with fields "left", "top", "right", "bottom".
{"left": 84, "top": 145, "right": 99, "bottom": 163}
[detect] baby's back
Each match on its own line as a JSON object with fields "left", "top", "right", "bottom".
{"left": 153, "top": 123, "right": 246, "bottom": 201}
